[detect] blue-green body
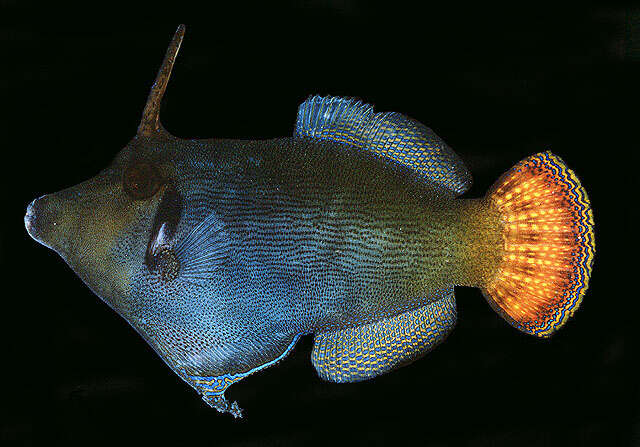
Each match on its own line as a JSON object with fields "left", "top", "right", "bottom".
{"left": 24, "top": 27, "right": 510, "bottom": 417}
{"left": 124, "top": 133, "right": 487, "bottom": 408}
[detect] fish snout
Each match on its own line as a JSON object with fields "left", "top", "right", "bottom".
{"left": 24, "top": 193, "right": 69, "bottom": 252}
{"left": 24, "top": 197, "right": 38, "bottom": 237}
{"left": 25, "top": 195, "right": 50, "bottom": 246}
{"left": 24, "top": 175, "right": 139, "bottom": 306}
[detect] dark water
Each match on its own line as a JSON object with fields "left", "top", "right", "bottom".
{"left": 2, "top": 2, "right": 634, "bottom": 446}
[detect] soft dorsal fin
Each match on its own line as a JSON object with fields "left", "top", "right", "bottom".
{"left": 295, "top": 95, "right": 472, "bottom": 195}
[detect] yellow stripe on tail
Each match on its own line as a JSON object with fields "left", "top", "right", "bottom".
{"left": 483, "top": 152, "right": 595, "bottom": 337}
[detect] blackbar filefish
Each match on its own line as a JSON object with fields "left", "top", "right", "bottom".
{"left": 24, "top": 25, "right": 595, "bottom": 418}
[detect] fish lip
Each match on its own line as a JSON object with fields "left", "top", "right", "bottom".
{"left": 24, "top": 198, "right": 36, "bottom": 235}
{"left": 24, "top": 195, "right": 54, "bottom": 250}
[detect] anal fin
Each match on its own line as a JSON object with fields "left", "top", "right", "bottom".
{"left": 311, "top": 288, "right": 456, "bottom": 383}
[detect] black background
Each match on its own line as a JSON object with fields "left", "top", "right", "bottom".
{"left": 1, "top": 2, "right": 635, "bottom": 446}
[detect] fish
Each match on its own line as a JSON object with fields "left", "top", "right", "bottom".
{"left": 24, "top": 25, "right": 595, "bottom": 418}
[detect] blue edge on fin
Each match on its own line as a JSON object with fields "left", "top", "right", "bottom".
{"left": 294, "top": 95, "right": 472, "bottom": 196}
{"left": 187, "top": 334, "right": 302, "bottom": 397}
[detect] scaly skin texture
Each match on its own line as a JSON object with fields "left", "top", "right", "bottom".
{"left": 27, "top": 133, "right": 501, "bottom": 379}
{"left": 429, "top": 199, "right": 504, "bottom": 289}
{"left": 27, "top": 27, "right": 593, "bottom": 418}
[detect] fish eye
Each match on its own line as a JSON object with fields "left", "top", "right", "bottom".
{"left": 123, "top": 162, "right": 162, "bottom": 200}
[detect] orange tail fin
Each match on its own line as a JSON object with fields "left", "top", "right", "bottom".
{"left": 483, "top": 152, "right": 595, "bottom": 337}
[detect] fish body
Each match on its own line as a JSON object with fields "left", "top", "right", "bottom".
{"left": 127, "top": 134, "right": 499, "bottom": 367}
{"left": 24, "top": 26, "right": 595, "bottom": 418}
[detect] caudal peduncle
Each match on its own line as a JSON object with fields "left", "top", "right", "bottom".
{"left": 416, "top": 198, "right": 504, "bottom": 289}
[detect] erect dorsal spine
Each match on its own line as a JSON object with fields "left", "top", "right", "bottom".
{"left": 137, "top": 24, "right": 185, "bottom": 137}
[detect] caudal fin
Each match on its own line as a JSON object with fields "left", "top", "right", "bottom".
{"left": 483, "top": 152, "right": 595, "bottom": 337}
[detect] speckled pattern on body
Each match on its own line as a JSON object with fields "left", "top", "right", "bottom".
{"left": 24, "top": 26, "right": 595, "bottom": 418}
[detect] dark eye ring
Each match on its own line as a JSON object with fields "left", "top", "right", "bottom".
{"left": 123, "top": 162, "right": 162, "bottom": 200}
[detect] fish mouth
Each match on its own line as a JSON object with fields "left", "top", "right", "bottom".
{"left": 24, "top": 199, "right": 36, "bottom": 235}
{"left": 24, "top": 195, "right": 55, "bottom": 250}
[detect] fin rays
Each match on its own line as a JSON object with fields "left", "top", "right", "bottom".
{"left": 312, "top": 288, "right": 456, "bottom": 383}
{"left": 295, "top": 95, "right": 472, "bottom": 195}
{"left": 173, "top": 211, "right": 234, "bottom": 281}
{"left": 483, "top": 152, "right": 595, "bottom": 337}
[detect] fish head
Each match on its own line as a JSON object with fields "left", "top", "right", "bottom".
{"left": 24, "top": 23, "right": 193, "bottom": 317}
{"left": 24, "top": 129, "right": 277, "bottom": 382}
{"left": 24, "top": 135, "right": 185, "bottom": 315}
{"left": 24, "top": 27, "right": 293, "bottom": 400}
{"left": 23, "top": 26, "right": 274, "bottom": 384}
